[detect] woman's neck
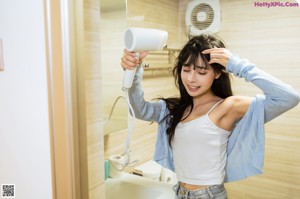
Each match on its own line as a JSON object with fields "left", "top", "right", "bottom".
{"left": 192, "top": 91, "right": 219, "bottom": 107}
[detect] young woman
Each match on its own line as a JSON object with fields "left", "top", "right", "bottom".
{"left": 120, "top": 34, "right": 299, "bottom": 199}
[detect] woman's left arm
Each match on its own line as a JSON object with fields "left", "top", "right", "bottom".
{"left": 203, "top": 48, "right": 300, "bottom": 122}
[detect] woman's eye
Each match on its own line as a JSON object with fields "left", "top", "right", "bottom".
{"left": 196, "top": 68, "right": 207, "bottom": 74}
{"left": 197, "top": 71, "right": 206, "bottom": 75}
{"left": 182, "top": 68, "right": 190, "bottom": 73}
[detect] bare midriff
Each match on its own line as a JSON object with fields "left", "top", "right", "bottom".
{"left": 180, "top": 182, "right": 210, "bottom": 190}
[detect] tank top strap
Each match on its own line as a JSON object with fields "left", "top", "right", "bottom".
{"left": 207, "top": 99, "right": 224, "bottom": 115}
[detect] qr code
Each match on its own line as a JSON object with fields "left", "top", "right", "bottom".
{"left": 1, "top": 184, "right": 15, "bottom": 198}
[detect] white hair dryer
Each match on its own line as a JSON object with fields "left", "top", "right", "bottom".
{"left": 122, "top": 27, "right": 168, "bottom": 90}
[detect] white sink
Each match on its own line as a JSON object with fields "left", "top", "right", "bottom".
{"left": 105, "top": 172, "right": 175, "bottom": 199}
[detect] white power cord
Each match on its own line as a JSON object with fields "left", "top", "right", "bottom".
{"left": 106, "top": 89, "right": 139, "bottom": 171}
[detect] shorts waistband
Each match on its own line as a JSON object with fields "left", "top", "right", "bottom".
{"left": 174, "top": 182, "right": 225, "bottom": 197}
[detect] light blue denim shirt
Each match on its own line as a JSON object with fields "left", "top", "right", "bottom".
{"left": 128, "top": 55, "right": 300, "bottom": 183}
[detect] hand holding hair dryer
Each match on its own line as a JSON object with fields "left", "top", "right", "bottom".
{"left": 122, "top": 27, "right": 168, "bottom": 90}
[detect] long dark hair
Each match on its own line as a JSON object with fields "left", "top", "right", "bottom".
{"left": 163, "top": 34, "right": 233, "bottom": 147}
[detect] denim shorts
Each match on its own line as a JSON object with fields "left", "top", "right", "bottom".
{"left": 173, "top": 182, "right": 227, "bottom": 199}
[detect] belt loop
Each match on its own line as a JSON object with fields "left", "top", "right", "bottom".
{"left": 207, "top": 186, "right": 214, "bottom": 198}
{"left": 185, "top": 189, "right": 189, "bottom": 199}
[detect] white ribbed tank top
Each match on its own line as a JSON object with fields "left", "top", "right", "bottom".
{"left": 172, "top": 100, "right": 230, "bottom": 185}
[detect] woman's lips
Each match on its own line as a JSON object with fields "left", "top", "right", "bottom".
{"left": 187, "top": 85, "right": 200, "bottom": 92}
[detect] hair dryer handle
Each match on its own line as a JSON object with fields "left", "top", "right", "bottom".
{"left": 122, "top": 52, "right": 140, "bottom": 90}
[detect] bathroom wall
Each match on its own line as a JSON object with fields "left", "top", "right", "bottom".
{"left": 75, "top": 0, "right": 104, "bottom": 198}
{"left": 100, "top": 0, "right": 128, "bottom": 135}
{"left": 103, "top": 0, "right": 300, "bottom": 198}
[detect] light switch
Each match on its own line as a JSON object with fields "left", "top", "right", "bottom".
{"left": 0, "top": 38, "right": 4, "bottom": 71}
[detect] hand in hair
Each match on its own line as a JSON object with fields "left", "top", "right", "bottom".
{"left": 202, "top": 47, "right": 232, "bottom": 68}
{"left": 121, "top": 49, "right": 148, "bottom": 70}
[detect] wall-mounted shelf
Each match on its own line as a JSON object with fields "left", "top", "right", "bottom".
{"left": 142, "top": 48, "right": 180, "bottom": 78}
